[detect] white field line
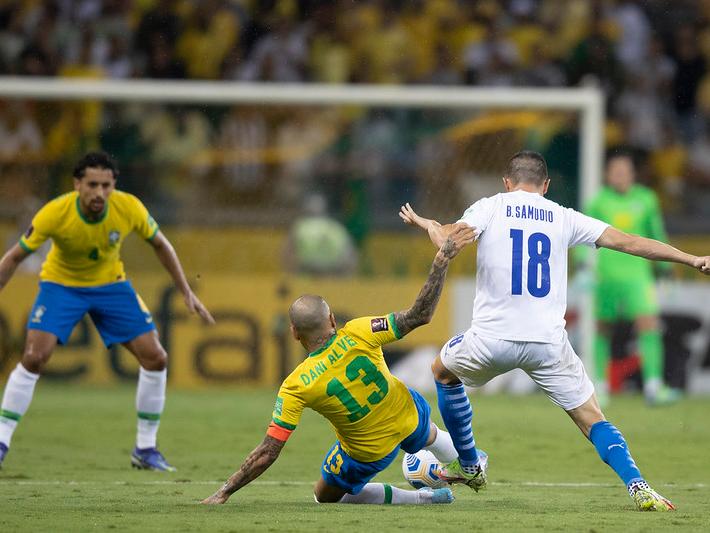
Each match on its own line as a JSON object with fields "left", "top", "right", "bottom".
{"left": 0, "top": 480, "right": 706, "bottom": 489}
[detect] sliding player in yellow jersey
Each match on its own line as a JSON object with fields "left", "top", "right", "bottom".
{"left": 0, "top": 152, "right": 214, "bottom": 471}
{"left": 203, "top": 225, "right": 476, "bottom": 506}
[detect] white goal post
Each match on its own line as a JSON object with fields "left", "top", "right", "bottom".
{"left": 0, "top": 76, "right": 604, "bottom": 365}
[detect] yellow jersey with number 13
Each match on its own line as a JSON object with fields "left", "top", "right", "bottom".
{"left": 19, "top": 190, "right": 159, "bottom": 287}
{"left": 270, "top": 314, "right": 419, "bottom": 462}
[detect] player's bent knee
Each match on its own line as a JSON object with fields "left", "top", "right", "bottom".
{"left": 431, "top": 357, "right": 460, "bottom": 385}
{"left": 140, "top": 348, "right": 168, "bottom": 371}
{"left": 21, "top": 349, "right": 53, "bottom": 374}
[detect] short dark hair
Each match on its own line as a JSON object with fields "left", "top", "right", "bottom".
{"left": 73, "top": 151, "right": 119, "bottom": 179}
{"left": 506, "top": 150, "right": 548, "bottom": 185}
{"left": 605, "top": 147, "right": 636, "bottom": 169}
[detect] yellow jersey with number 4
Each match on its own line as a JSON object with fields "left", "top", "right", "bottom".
{"left": 19, "top": 190, "right": 159, "bottom": 287}
{"left": 271, "top": 314, "right": 419, "bottom": 462}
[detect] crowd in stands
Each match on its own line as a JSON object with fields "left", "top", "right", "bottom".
{"left": 1, "top": 0, "right": 710, "bottom": 231}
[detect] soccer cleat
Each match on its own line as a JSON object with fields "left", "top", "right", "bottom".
{"left": 131, "top": 447, "right": 176, "bottom": 472}
{"left": 0, "top": 442, "right": 8, "bottom": 468}
{"left": 436, "top": 450, "right": 488, "bottom": 492}
{"left": 631, "top": 486, "right": 676, "bottom": 512}
{"left": 417, "top": 487, "right": 455, "bottom": 504}
{"left": 645, "top": 386, "right": 682, "bottom": 407}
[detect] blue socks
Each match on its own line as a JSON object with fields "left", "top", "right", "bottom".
{"left": 435, "top": 381, "right": 478, "bottom": 467}
{"left": 589, "top": 421, "right": 643, "bottom": 487}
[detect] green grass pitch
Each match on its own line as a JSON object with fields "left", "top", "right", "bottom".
{"left": 0, "top": 383, "right": 708, "bottom": 532}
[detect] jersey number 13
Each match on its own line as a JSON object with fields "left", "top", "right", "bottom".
{"left": 510, "top": 229, "right": 551, "bottom": 298}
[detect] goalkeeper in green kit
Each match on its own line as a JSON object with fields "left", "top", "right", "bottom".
{"left": 582, "top": 151, "right": 679, "bottom": 406}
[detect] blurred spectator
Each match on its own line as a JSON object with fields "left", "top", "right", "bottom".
{"left": 566, "top": 12, "right": 623, "bottom": 99}
{"left": 670, "top": 25, "right": 706, "bottom": 141}
{"left": 422, "top": 44, "right": 463, "bottom": 85}
{"left": 507, "top": 0, "right": 546, "bottom": 67}
{"left": 0, "top": 101, "right": 42, "bottom": 160}
{"left": 134, "top": 0, "right": 182, "bottom": 60}
{"left": 216, "top": 107, "right": 268, "bottom": 191}
{"left": 238, "top": 14, "right": 309, "bottom": 82}
{"left": 100, "top": 35, "right": 133, "bottom": 79}
{"left": 610, "top": 0, "right": 651, "bottom": 72}
{"left": 614, "top": 73, "right": 668, "bottom": 151}
{"left": 144, "top": 35, "right": 185, "bottom": 79}
{"left": 283, "top": 193, "right": 358, "bottom": 277}
{"left": 650, "top": 125, "right": 687, "bottom": 212}
{"left": 516, "top": 42, "right": 566, "bottom": 86}
{"left": 464, "top": 22, "right": 520, "bottom": 86}
{"left": 176, "top": 0, "right": 240, "bottom": 79}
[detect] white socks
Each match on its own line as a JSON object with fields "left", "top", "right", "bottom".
{"left": 0, "top": 364, "right": 40, "bottom": 447}
{"left": 424, "top": 425, "right": 458, "bottom": 464}
{"left": 135, "top": 367, "right": 166, "bottom": 449}
{"left": 336, "top": 483, "right": 429, "bottom": 504}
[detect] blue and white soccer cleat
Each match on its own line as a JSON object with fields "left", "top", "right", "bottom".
{"left": 417, "top": 487, "right": 455, "bottom": 504}
{"left": 131, "top": 447, "right": 176, "bottom": 472}
{"left": 437, "top": 450, "right": 488, "bottom": 492}
{"left": 0, "top": 442, "right": 8, "bottom": 468}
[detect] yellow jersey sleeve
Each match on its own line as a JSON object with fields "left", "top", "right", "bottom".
{"left": 271, "top": 379, "right": 306, "bottom": 432}
{"left": 128, "top": 194, "right": 159, "bottom": 241}
{"left": 343, "top": 314, "right": 402, "bottom": 349}
{"left": 19, "top": 202, "right": 55, "bottom": 253}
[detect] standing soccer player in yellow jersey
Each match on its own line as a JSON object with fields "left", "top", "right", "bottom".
{"left": 202, "top": 225, "right": 477, "bottom": 506}
{"left": 0, "top": 152, "right": 214, "bottom": 471}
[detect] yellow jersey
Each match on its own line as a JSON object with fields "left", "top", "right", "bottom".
{"left": 270, "top": 314, "right": 420, "bottom": 462}
{"left": 19, "top": 190, "right": 159, "bottom": 287}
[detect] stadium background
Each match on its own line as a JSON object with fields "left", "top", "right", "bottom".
{"left": 1, "top": 0, "right": 710, "bottom": 394}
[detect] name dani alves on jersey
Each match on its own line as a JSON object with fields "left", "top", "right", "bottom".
{"left": 300, "top": 335, "right": 359, "bottom": 386}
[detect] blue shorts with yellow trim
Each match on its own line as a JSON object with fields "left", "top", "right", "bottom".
{"left": 28, "top": 281, "right": 156, "bottom": 347}
{"left": 320, "top": 388, "right": 432, "bottom": 494}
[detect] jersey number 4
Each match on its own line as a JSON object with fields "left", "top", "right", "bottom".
{"left": 510, "top": 229, "right": 551, "bottom": 298}
{"left": 326, "top": 356, "right": 389, "bottom": 422}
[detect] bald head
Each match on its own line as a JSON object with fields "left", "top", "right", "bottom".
{"left": 505, "top": 150, "right": 548, "bottom": 186}
{"left": 289, "top": 294, "right": 332, "bottom": 340}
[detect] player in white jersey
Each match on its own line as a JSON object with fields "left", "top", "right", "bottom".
{"left": 400, "top": 151, "right": 710, "bottom": 512}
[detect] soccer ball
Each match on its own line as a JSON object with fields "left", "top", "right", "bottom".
{"left": 401, "top": 449, "right": 448, "bottom": 489}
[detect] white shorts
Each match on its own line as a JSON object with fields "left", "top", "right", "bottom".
{"left": 439, "top": 329, "right": 595, "bottom": 411}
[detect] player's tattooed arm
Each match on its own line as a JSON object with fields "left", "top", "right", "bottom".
{"left": 393, "top": 225, "right": 476, "bottom": 337}
{"left": 201, "top": 435, "right": 286, "bottom": 504}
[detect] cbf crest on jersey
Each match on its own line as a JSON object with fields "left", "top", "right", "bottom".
{"left": 108, "top": 230, "right": 121, "bottom": 246}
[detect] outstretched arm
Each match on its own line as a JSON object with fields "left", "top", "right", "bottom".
{"left": 399, "top": 203, "right": 458, "bottom": 248}
{"left": 0, "top": 244, "right": 30, "bottom": 291}
{"left": 149, "top": 231, "right": 215, "bottom": 324}
{"left": 392, "top": 224, "right": 476, "bottom": 337}
{"left": 201, "top": 435, "right": 286, "bottom": 504}
{"left": 596, "top": 227, "right": 710, "bottom": 274}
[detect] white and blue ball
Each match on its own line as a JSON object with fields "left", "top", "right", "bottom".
{"left": 401, "top": 449, "right": 448, "bottom": 489}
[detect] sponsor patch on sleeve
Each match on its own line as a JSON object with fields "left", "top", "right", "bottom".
{"left": 370, "top": 317, "right": 389, "bottom": 333}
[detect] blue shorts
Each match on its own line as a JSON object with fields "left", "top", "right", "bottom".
{"left": 28, "top": 281, "right": 156, "bottom": 347}
{"left": 321, "top": 388, "right": 432, "bottom": 494}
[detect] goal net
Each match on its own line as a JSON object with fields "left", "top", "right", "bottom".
{"left": 0, "top": 78, "right": 604, "bottom": 360}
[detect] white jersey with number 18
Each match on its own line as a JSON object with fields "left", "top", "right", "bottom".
{"left": 458, "top": 190, "right": 608, "bottom": 344}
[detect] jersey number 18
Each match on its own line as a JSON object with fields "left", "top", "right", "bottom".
{"left": 510, "top": 229, "right": 551, "bottom": 298}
